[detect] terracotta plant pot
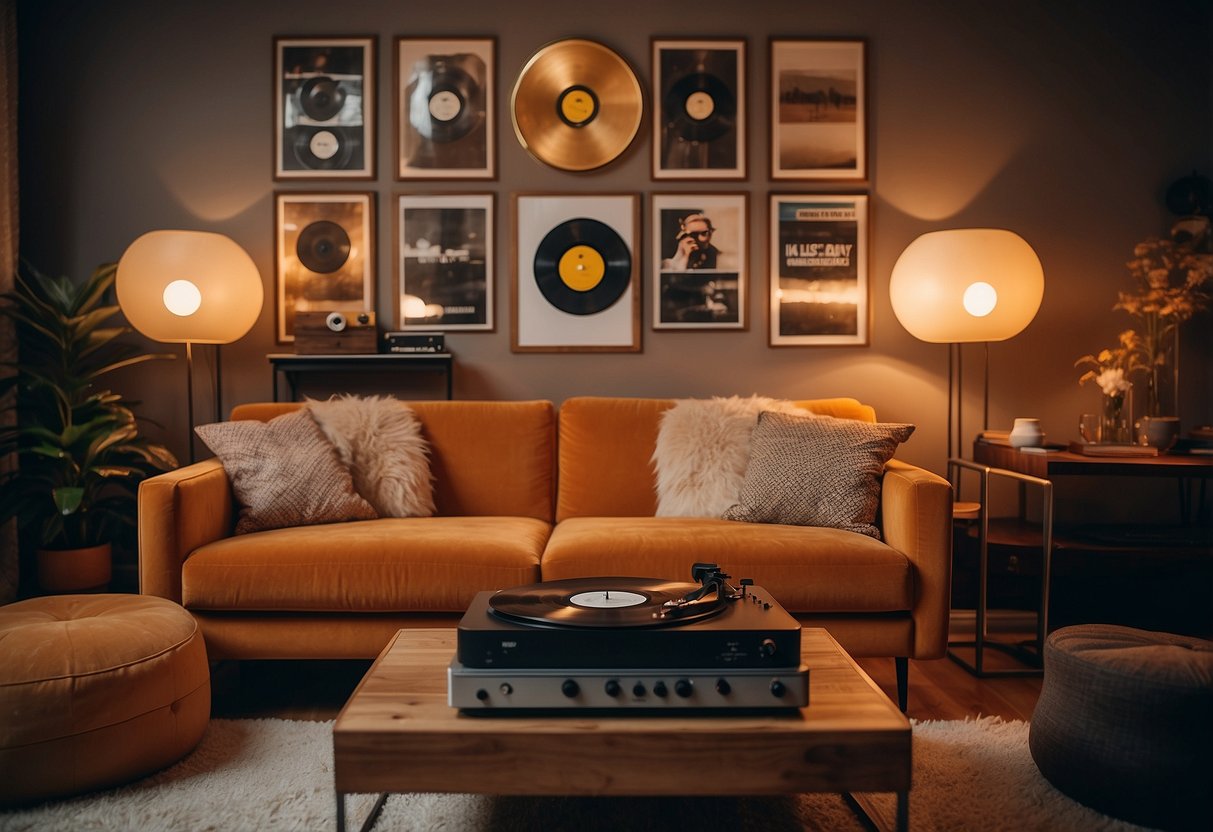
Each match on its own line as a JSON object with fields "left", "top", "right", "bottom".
{"left": 36, "top": 543, "right": 112, "bottom": 593}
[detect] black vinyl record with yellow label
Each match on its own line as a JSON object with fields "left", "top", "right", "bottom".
{"left": 533, "top": 218, "right": 631, "bottom": 315}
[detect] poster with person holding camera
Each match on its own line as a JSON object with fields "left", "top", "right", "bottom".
{"left": 651, "top": 193, "right": 747, "bottom": 330}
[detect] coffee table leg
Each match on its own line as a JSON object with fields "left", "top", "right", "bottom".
{"left": 336, "top": 791, "right": 390, "bottom": 832}
{"left": 844, "top": 790, "right": 908, "bottom": 832}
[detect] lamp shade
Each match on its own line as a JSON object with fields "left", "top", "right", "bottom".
{"left": 889, "top": 228, "right": 1044, "bottom": 343}
{"left": 116, "top": 230, "right": 263, "bottom": 344}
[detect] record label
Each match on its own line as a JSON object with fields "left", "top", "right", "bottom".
{"left": 557, "top": 85, "right": 598, "bottom": 127}
{"left": 685, "top": 90, "right": 715, "bottom": 121}
{"left": 429, "top": 89, "right": 463, "bottom": 122}
{"left": 558, "top": 244, "right": 605, "bottom": 292}
{"left": 296, "top": 220, "right": 352, "bottom": 274}
{"left": 309, "top": 130, "right": 340, "bottom": 160}
{"left": 533, "top": 218, "right": 630, "bottom": 316}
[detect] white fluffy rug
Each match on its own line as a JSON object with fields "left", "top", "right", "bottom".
{"left": 0, "top": 717, "right": 1149, "bottom": 831}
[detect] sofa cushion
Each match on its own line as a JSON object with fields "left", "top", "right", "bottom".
{"left": 195, "top": 408, "right": 377, "bottom": 534}
{"left": 181, "top": 516, "right": 549, "bottom": 612}
{"left": 308, "top": 395, "right": 435, "bottom": 518}
{"left": 652, "top": 396, "right": 812, "bottom": 517}
{"left": 723, "top": 411, "right": 914, "bottom": 539}
{"left": 540, "top": 517, "right": 913, "bottom": 613}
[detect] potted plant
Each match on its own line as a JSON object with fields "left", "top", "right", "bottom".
{"left": 0, "top": 262, "right": 177, "bottom": 592}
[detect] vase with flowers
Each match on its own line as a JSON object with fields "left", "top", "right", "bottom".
{"left": 1075, "top": 330, "right": 1142, "bottom": 444}
{"left": 1116, "top": 235, "right": 1212, "bottom": 419}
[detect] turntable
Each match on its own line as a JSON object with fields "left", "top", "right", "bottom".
{"left": 449, "top": 563, "right": 809, "bottom": 712}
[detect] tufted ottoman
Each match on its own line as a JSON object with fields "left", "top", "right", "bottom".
{"left": 1029, "top": 624, "right": 1213, "bottom": 831}
{"left": 0, "top": 594, "right": 210, "bottom": 806}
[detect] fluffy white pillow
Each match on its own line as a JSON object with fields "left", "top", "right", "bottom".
{"left": 307, "top": 395, "right": 435, "bottom": 517}
{"left": 651, "top": 395, "right": 813, "bottom": 517}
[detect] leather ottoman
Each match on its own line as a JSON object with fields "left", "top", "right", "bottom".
{"left": 0, "top": 594, "right": 210, "bottom": 806}
{"left": 1029, "top": 623, "right": 1213, "bottom": 830}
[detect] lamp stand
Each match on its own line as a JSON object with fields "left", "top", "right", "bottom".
{"left": 184, "top": 341, "right": 196, "bottom": 464}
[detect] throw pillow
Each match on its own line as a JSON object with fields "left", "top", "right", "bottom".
{"left": 652, "top": 395, "right": 813, "bottom": 517}
{"left": 307, "top": 395, "right": 435, "bottom": 517}
{"left": 721, "top": 410, "right": 915, "bottom": 539}
{"left": 195, "top": 408, "right": 377, "bottom": 535}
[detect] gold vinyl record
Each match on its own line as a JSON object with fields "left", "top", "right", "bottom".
{"left": 511, "top": 38, "right": 643, "bottom": 172}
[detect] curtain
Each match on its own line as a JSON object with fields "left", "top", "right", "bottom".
{"left": 1, "top": 0, "right": 19, "bottom": 603}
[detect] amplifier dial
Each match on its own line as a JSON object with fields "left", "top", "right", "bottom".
{"left": 604, "top": 679, "right": 622, "bottom": 697}
{"left": 561, "top": 679, "right": 580, "bottom": 698}
{"left": 770, "top": 680, "right": 787, "bottom": 698}
{"left": 674, "top": 679, "right": 694, "bottom": 698}
{"left": 715, "top": 678, "right": 731, "bottom": 695}
{"left": 761, "top": 638, "right": 777, "bottom": 656}
{"left": 653, "top": 681, "right": 668, "bottom": 697}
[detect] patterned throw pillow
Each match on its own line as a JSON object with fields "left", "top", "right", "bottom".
{"left": 722, "top": 410, "right": 914, "bottom": 539}
{"left": 195, "top": 408, "right": 377, "bottom": 534}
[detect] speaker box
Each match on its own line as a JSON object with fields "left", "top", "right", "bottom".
{"left": 294, "top": 310, "right": 377, "bottom": 354}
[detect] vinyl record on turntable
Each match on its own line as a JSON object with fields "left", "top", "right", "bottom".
{"left": 665, "top": 71, "right": 735, "bottom": 143}
{"left": 532, "top": 218, "right": 631, "bottom": 315}
{"left": 296, "top": 220, "right": 352, "bottom": 274}
{"left": 511, "top": 38, "right": 643, "bottom": 172}
{"left": 489, "top": 577, "right": 727, "bottom": 628}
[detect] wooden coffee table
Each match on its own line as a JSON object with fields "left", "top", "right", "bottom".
{"left": 333, "top": 628, "right": 910, "bottom": 831}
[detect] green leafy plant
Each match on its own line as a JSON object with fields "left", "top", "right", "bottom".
{"left": 0, "top": 262, "right": 178, "bottom": 550}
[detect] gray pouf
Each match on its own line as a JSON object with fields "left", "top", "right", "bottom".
{"left": 1029, "top": 624, "right": 1213, "bottom": 830}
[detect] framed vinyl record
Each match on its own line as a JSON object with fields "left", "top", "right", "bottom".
{"left": 395, "top": 193, "right": 494, "bottom": 331}
{"left": 770, "top": 39, "right": 866, "bottom": 181}
{"left": 275, "top": 192, "right": 375, "bottom": 343}
{"left": 651, "top": 193, "right": 748, "bottom": 330}
{"left": 396, "top": 37, "right": 495, "bottom": 179}
{"left": 652, "top": 39, "right": 745, "bottom": 180}
{"left": 274, "top": 37, "right": 375, "bottom": 180}
{"left": 512, "top": 193, "right": 640, "bottom": 352}
{"left": 769, "top": 193, "right": 868, "bottom": 346}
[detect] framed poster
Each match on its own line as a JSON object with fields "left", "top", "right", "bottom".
{"left": 275, "top": 192, "right": 375, "bottom": 343}
{"left": 769, "top": 39, "right": 866, "bottom": 181}
{"left": 395, "top": 193, "right": 493, "bottom": 331}
{"left": 650, "top": 193, "right": 747, "bottom": 330}
{"left": 274, "top": 37, "right": 375, "bottom": 180}
{"left": 512, "top": 193, "right": 640, "bottom": 353}
{"left": 769, "top": 194, "right": 868, "bottom": 346}
{"left": 396, "top": 37, "right": 495, "bottom": 179}
{"left": 651, "top": 39, "right": 745, "bottom": 180}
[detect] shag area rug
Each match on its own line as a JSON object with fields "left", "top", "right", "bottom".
{"left": 0, "top": 717, "right": 1149, "bottom": 831}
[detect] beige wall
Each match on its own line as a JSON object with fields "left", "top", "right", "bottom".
{"left": 16, "top": 0, "right": 1212, "bottom": 496}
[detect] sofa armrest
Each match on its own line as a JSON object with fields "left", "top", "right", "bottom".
{"left": 880, "top": 459, "right": 954, "bottom": 659}
{"left": 138, "top": 459, "right": 235, "bottom": 603}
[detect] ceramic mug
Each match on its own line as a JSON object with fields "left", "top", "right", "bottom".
{"left": 1138, "top": 416, "right": 1181, "bottom": 451}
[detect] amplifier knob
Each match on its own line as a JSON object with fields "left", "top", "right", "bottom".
{"left": 770, "top": 680, "right": 787, "bottom": 698}
{"left": 632, "top": 682, "right": 647, "bottom": 697}
{"left": 561, "top": 679, "right": 580, "bottom": 698}
{"left": 653, "top": 681, "right": 669, "bottom": 697}
{"left": 715, "top": 678, "right": 732, "bottom": 695}
{"left": 604, "top": 679, "right": 622, "bottom": 697}
{"left": 476, "top": 688, "right": 489, "bottom": 701}
{"left": 761, "top": 638, "right": 777, "bottom": 657}
{"left": 674, "top": 679, "right": 694, "bottom": 698}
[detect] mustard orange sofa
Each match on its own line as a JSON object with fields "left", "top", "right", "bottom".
{"left": 138, "top": 396, "right": 952, "bottom": 707}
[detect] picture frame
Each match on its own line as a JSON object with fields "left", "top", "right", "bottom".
{"left": 274, "top": 36, "right": 375, "bottom": 180}
{"left": 274, "top": 192, "right": 376, "bottom": 343}
{"left": 394, "top": 193, "right": 494, "bottom": 331}
{"left": 512, "top": 193, "right": 640, "bottom": 353}
{"left": 650, "top": 193, "right": 748, "bottom": 330}
{"left": 769, "top": 39, "right": 866, "bottom": 181}
{"left": 768, "top": 193, "right": 868, "bottom": 346}
{"left": 651, "top": 39, "right": 745, "bottom": 180}
{"left": 396, "top": 37, "right": 495, "bottom": 180}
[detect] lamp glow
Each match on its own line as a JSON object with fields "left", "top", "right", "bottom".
{"left": 163, "top": 279, "right": 202, "bottom": 317}
{"left": 962, "top": 281, "right": 998, "bottom": 317}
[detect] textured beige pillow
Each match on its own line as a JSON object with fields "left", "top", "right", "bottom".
{"left": 195, "top": 408, "right": 377, "bottom": 534}
{"left": 651, "top": 395, "right": 813, "bottom": 517}
{"left": 307, "top": 395, "right": 435, "bottom": 517}
{"left": 722, "top": 410, "right": 914, "bottom": 539}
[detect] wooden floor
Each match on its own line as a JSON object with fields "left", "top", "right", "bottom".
{"left": 211, "top": 630, "right": 1044, "bottom": 723}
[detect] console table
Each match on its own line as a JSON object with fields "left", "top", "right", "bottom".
{"left": 949, "top": 443, "right": 1212, "bottom": 677}
{"left": 268, "top": 353, "right": 453, "bottom": 402}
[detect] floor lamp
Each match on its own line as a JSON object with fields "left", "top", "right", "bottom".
{"left": 889, "top": 228, "right": 1044, "bottom": 465}
{"left": 116, "top": 230, "right": 263, "bottom": 464}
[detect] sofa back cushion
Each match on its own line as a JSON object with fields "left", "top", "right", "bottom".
{"left": 556, "top": 396, "right": 876, "bottom": 521}
{"left": 230, "top": 400, "right": 555, "bottom": 521}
